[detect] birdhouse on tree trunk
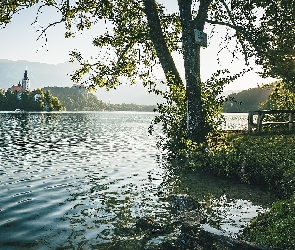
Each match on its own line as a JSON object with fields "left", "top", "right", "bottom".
{"left": 194, "top": 29, "right": 207, "bottom": 47}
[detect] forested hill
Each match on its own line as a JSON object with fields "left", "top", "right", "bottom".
{"left": 223, "top": 86, "right": 272, "bottom": 112}
{"left": 43, "top": 86, "right": 106, "bottom": 111}
{"left": 43, "top": 86, "right": 156, "bottom": 112}
{"left": 45, "top": 85, "right": 271, "bottom": 113}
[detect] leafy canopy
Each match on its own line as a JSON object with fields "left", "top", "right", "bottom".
{"left": 2, "top": 0, "right": 294, "bottom": 88}
{"left": 2, "top": 0, "right": 295, "bottom": 147}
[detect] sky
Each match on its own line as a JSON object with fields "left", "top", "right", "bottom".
{"left": 0, "top": 0, "right": 276, "bottom": 92}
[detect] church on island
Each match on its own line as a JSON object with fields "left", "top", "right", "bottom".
{"left": 1, "top": 68, "right": 64, "bottom": 111}
{"left": 9, "top": 69, "right": 30, "bottom": 92}
{"left": 7, "top": 69, "right": 42, "bottom": 102}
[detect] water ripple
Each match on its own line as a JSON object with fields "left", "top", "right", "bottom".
{"left": 0, "top": 112, "right": 274, "bottom": 249}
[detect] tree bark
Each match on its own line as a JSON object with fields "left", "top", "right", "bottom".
{"left": 144, "top": 0, "right": 212, "bottom": 143}
{"left": 178, "top": 0, "right": 211, "bottom": 143}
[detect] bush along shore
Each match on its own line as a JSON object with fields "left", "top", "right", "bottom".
{"left": 186, "top": 131, "right": 295, "bottom": 249}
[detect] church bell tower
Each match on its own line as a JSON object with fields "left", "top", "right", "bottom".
{"left": 22, "top": 69, "right": 30, "bottom": 91}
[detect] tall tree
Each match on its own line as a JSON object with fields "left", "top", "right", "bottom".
{"left": 252, "top": 1, "right": 295, "bottom": 90}
{"left": 2, "top": 0, "right": 294, "bottom": 143}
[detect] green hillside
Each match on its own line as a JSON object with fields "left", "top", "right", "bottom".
{"left": 43, "top": 86, "right": 107, "bottom": 111}
{"left": 223, "top": 87, "right": 272, "bottom": 112}
{"left": 43, "top": 86, "right": 156, "bottom": 112}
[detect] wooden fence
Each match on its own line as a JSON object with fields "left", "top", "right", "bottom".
{"left": 248, "top": 110, "right": 295, "bottom": 132}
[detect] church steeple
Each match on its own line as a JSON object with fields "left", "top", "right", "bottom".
{"left": 22, "top": 69, "right": 30, "bottom": 91}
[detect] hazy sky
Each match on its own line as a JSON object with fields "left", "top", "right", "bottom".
{"left": 0, "top": 1, "right": 276, "bottom": 91}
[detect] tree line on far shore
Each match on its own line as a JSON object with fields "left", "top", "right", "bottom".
{"left": 48, "top": 84, "right": 286, "bottom": 113}
{"left": 223, "top": 86, "right": 272, "bottom": 113}
{"left": 0, "top": 84, "right": 279, "bottom": 113}
{"left": 0, "top": 88, "right": 64, "bottom": 111}
{"left": 0, "top": 86, "right": 156, "bottom": 112}
{"left": 41, "top": 86, "right": 157, "bottom": 112}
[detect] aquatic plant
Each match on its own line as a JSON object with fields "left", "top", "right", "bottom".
{"left": 184, "top": 131, "right": 295, "bottom": 249}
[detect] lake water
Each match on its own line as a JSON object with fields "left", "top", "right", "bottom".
{"left": 0, "top": 112, "right": 273, "bottom": 249}
{"left": 220, "top": 113, "right": 249, "bottom": 131}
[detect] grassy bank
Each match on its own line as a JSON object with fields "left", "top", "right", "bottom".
{"left": 242, "top": 194, "right": 295, "bottom": 249}
{"left": 204, "top": 132, "right": 295, "bottom": 198}
{"left": 190, "top": 132, "right": 295, "bottom": 249}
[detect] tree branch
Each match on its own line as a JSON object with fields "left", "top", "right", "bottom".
{"left": 205, "top": 19, "right": 235, "bottom": 29}
{"left": 31, "top": 2, "right": 65, "bottom": 50}
{"left": 219, "top": 0, "right": 249, "bottom": 64}
{"left": 143, "top": 0, "right": 182, "bottom": 84}
{"left": 207, "top": 17, "right": 265, "bottom": 69}
{"left": 192, "top": 0, "right": 212, "bottom": 30}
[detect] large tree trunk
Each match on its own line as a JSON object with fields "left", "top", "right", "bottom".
{"left": 144, "top": 0, "right": 211, "bottom": 143}
{"left": 178, "top": 0, "right": 212, "bottom": 143}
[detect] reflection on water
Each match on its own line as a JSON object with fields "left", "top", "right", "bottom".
{"left": 169, "top": 169, "right": 275, "bottom": 237}
{"left": 0, "top": 112, "right": 274, "bottom": 249}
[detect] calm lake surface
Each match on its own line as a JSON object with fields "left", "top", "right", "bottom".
{"left": 0, "top": 112, "right": 274, "bottom": 249}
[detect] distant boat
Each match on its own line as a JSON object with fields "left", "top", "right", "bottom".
{"left": 14, "top": 109, "right": 23, "bottom": 113}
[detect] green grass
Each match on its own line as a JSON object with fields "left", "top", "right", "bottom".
{"left": 201, "top": 132, "right": 295, "bottom": 198}
{"left": 241, "top": 194, "right": 295, "bottom": 249}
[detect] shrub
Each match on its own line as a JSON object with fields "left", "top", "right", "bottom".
{"left": 242, "top": 194, "right": 295, "bottom": 249}
{"left": 190, "top": 133, "right": 295, "bottom": 198}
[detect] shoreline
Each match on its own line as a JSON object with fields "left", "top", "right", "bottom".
{"left": 185, "top": 131, "right": 295, "bottom": 249}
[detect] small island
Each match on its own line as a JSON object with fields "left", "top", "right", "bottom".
{"left": 0, "top": 70, "right": 156, "bottom": 112}
{"left": 0, "top": 69, "right": 64, "bottom": 111}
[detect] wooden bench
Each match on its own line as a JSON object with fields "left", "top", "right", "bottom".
{"left": 248, "top": 110, "right": 295, "bottom": 132}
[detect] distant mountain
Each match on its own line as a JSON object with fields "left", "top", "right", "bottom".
{"left": 223, "top": 86, "right": 272, "bottom": 112}
{"left": 0, "top": 59, "right": 163, "bottom": 105}
{"left": 0, "top": 59, "right": 76, "bottom": 89}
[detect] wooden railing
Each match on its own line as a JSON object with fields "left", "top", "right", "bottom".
{"left": 248, "top": 110, "right": 295, "bottom": 132}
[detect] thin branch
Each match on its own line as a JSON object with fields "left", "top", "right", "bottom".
{"left": 31, "top": 2, "right": 65, "bottom": 51}
{"left": 220, "top": 0, "right": 235, "bottom": 25}
{"left": 219, "top": 0, "right": 249, "bottom": 64}
{"left": 36, "top": 20, "right": 64, "bottom": 40}
{"left": 205, "top": 19, "right": 236, "bottom": 29}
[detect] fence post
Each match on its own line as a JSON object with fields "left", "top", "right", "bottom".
{"left": 257, "top": 111, "right": 264, "bottom": 132}
{"left": 248, "top": 112, "right": 254, "bottom": 132}
{"left": 289, "top": 113, "right": 294, "bottom": 130}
